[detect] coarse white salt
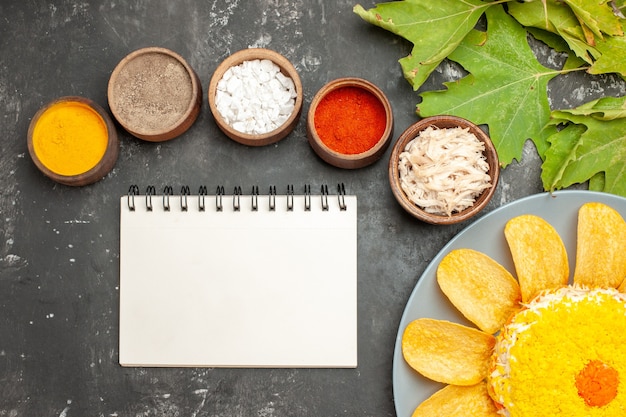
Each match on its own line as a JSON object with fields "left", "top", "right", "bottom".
{"left": 215, "top": 59, "right": 297, "bottom": 135}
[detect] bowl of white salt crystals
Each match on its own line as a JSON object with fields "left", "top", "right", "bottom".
{"left": 208, "top": 48, "right": 303, "bottom": 146}
{"left": 389, "top": 115, "right": 500, "bottom": 225}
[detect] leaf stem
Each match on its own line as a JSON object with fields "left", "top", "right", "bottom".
{"left": 558, "top": 66, "right": 591, "bottom": 75}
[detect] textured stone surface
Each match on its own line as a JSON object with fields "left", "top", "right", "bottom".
{"left": 0, "top": 1, "right": 622, "bottom": 416}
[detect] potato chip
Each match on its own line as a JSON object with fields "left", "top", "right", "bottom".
{"left": 504, "top": 214, "right": 569, "bottom": 302}
{"left": 574, "top": 202, "right": 626, "bottom": 289}
{"left": 412, "top": 382, "right": 500, "bottom": 417}
{"left": 437, "top": 249, "right": 521, "bottom": 334}
{"left": 402, "top": 318, "right": 495, "bottom": 386}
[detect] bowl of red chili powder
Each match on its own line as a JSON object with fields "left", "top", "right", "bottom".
{"left": 307, "top": 77, "right": 393, "bottom": 169}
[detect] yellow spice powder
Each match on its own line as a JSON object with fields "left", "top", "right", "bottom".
{"left": 32, "top": 101, "right": 108, "bottom": 176}
{"left": 490, "top": 288, "right": 626, "bottom": 416}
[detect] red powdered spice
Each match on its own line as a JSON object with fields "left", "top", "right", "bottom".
{"left": 314, "top": 86, "right": 386, "bottom": 155}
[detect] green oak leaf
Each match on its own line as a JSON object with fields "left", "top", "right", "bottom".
{"left": 507, "top": 0, "right": 579, "bottom": 35}
{"left": 353, "top": 0, "right": 491, "bottom": 91}
{"left": 417, "top": 5, "right": 561, "bottom": 166}
{"left": 495, "top": 0, "right": 626, "bottom": 76}
{"left": 559, "top": 95, "right": 626, "bottom": 120}
{"left": 558, "top": 25, "right": 602, "bottom": 61}
{"left": 562, "top": 0, "right": 623, "bottom": 39}
{"left": 542, "top": 111, "right": 626, "bottom": 196}
{"left": 535, "top": 121, "right": 560, "bottom": 158}
{"left": 589, "top": 171, "right": 606, "bottom": 190}
{"left": 590, "top": 28, "right": 626, "bottom": 76}
{"left": 525, "top": 27, "right": 587, "bottom": 69}
{"left": 507, "top": 0, "right": 599, "bottom": 63}
{"left": 540, "top": 122, "right": 587, "bottom": 190}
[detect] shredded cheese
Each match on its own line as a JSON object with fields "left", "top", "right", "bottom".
{"left": 398, "top": 126, "right": 492, "bottom": 216}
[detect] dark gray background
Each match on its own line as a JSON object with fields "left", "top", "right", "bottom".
{"left": 1, "top": 1, "right": 624, "bottom": 416}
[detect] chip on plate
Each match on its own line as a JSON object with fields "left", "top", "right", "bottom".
{"left": 412, "top": 382, "right": 499, "bottom": 417}
{"left": 574, "top": 202, "right": 626, "bottom": 289}
{"left": 504, "top": 214, "right": 569, "bottom": 302}
{"left": 437, "top": 249, "right": 521, "bottom": 334}
{"left": 402, "top": 318, "right": 495, "bottom": 386}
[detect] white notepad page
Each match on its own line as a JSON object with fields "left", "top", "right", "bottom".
{"left": 119, "top": 191, "right": 357, "bottom": 367}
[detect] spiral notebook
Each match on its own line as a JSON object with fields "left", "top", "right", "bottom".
{"left": 119, "top": 184, "right": 357, "bottom": 368}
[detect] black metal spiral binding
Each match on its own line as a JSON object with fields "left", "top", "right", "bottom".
{"left": 321, "top": 184, "right": 329, "bottom": 211}
{"left": 146, "top": 185, "right": 156, "bottom": 211}
{"left": 304, "top": 184, "right": 311, "bottom": 211}
{"left": 233, "top": 186, "right": 242, "bottom": 211}
{"left": 180, "top": 185, "right": 190, "bottom": 211}
{"left": 163, "top": 186, "right": 173, "bottom": 211}
{"left": 337, "top": 183, "right": 347, "bottom": 211}
{"left": 251, "top": 185, "right": 259, "bottom": 211}
{"left": 126, "top": 183, "right": 349, "bottom": 212}
{"left": 216, "top": 185, "right": 225, "bottom": 212}
{"left": 198, "top": 185, "right": 208, "bottom": 211}
{"left": 287, "top": 184, "right": 294, "bottom": 211}
{"left": 269, "top": 185, "right": 276, "bottom": 211}
{"left": 127, "top": 185, "right": 139, "bottom": 211}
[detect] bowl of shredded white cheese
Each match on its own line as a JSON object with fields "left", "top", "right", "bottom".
{"left": 208, "top": 48, "right": 303, "bottom": 146}
{"left": 388, "top": 115, "right": 499, "bottom": 224}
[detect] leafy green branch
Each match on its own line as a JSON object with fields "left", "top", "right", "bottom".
{"left": 354, "top": 0, "right": 626, "bottom": 197}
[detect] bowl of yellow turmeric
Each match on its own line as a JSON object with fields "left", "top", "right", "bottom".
{"left": 27, "top": 96, "right": 119, "bottom": 186}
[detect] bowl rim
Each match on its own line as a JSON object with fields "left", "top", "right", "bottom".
{"left": 207, "top": 47, "right": 303, "bottom": 147}
{"left": 388, "top": 115, "right": 500, "bottom": 225}
{"left": 27, "top": 95, "right": 120, "bottom": 186}
{"left": 306, "top": 77, "right": 394, "bottom": 169}
{"left": 107, "top": 46, "right": 202, "bottom": 142}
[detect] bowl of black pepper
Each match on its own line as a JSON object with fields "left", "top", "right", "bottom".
{"left": 107, "top": 46, "right": 202, "bottom": 142}
{"left": 208, "top": 48, "right": 303, "bottom": 147}
{"left": 389, "top": 115, "right": 500, "bottom": 225}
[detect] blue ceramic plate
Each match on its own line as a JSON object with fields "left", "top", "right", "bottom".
{"left": 392, "top": 190, "right": 626, "bottom": 417}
